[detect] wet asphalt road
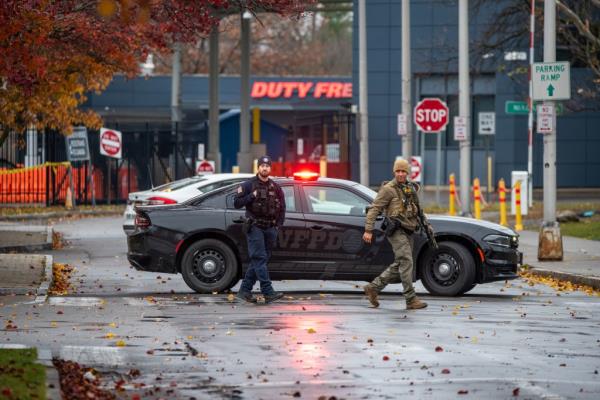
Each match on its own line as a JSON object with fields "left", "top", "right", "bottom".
{"left": 1, "top": 216, "right": 599, "bottom": 399}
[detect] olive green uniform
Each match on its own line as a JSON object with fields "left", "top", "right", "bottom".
{"left": 365, "top": 180, "right": 423, "bottom": 302}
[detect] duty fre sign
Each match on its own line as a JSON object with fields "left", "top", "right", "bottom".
{"left": 537, "top": 104, "right": 556, "bottom": 134}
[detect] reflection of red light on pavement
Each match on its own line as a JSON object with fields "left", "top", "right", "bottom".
{"left": 276, "top": 313, "right": 335, "bottom": 376}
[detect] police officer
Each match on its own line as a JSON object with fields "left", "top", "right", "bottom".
{"left": 234, "top": 156, "right": 285, "bottom": 304}
{"left": 362, "top": 158, "right": 429, "bottom": 310}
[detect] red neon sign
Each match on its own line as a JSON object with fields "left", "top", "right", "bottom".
{"left": 251, "top": 81, "right": 352, "bottom": 99}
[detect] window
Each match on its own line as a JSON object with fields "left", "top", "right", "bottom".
{"left": 303, "top": 186, "right": 369, "bottom": 216}
{"left": 282, "top": 186, "right": 296, "bottom": 212}
{"left": 198, "top": 179, "right": 245, "bottom": 194}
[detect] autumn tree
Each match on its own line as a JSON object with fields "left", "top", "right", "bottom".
{"left": 0, "top": 0, "right": 313, "bottom": 147}
{"left": 153, "top": 10, "right": 352, "bottom": 76}
{"left": 474, "top": 0, "right": 600, "bottom": 78}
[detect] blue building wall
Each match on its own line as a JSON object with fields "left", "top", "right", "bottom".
{"left": 352, "top": 0, "right": 600, "bottom": 188}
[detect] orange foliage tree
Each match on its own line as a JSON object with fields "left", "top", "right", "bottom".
{"left": 0, "top": 0, "right": 312, "bottom": 146}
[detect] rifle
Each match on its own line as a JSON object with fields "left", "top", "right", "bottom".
{"left": 417, "top": 207, "right": 438, "bottom": 249}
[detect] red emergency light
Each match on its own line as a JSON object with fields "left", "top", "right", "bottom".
{"left": 293, "top": 171, "right": 320, "bottom": 181}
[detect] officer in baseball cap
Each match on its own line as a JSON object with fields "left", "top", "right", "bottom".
{"left": 233, "top": 155, "right": 285, "bottom": 304}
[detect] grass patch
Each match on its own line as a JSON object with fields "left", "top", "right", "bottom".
{"left": 0, "top": 204, "right": 124, "bottom": 217}
{"left": 0, "top": 348, "right": 46, "bottom": 399}
{"left": 559, "top": 219, "right": 600, "bottom": 241}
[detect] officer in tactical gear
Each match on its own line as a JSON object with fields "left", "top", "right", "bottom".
{"left": 362, "top": 158, "right": 431, "bottom": 310}
{"left": 234, "top": 155, "right": 286, "bottom": 304}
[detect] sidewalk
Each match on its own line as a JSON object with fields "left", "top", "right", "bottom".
{"left": 0, "top": 224, "right": 53, "bottom": 252}
{"left": 0, "top": 253, "right": 53, "bottom": 297}
{"left": 519, "top": 229, "right": 600, "bottom": 290}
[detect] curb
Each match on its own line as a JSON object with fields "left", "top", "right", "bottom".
{"left": 0, "top": 226, "right": 54, "bottom": 253}
{"left": 0, "top": 209, "right": 123, "bottom": 222}
{"left": 35, "top": 254, "right": 54, "bottom": 303}
{"left": 524, "top": 266, "right": 600, "bottom": 290}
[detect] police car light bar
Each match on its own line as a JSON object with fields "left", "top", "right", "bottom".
{"left": 293, "top": 171, "right": 320, "bottom": 181}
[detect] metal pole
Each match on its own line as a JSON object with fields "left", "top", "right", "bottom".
{"left": 401, "top": 0, "right": 412, "bottom": 160}
{"left": 358, "top": 0, "right": 369, "bottom": 186}
{"left": 543, "top": 0, "right": 556, "bottom": 224}
{"left": 208, "top": 26, "right": 222, "bottom": 172}
{"left": 528, "top": 0, "right": 535, "bottom": 207}
{"left": 435, "top": 131, "right": 441, "bottom": 205}
{"left": 459, "top": 0, "right": 471, "bottom": 215}
{"left": 171, "top": 43, "right": 181, "bottom": 180}
{"left": 237, "top": 11, "right": 252, "bottom": 172}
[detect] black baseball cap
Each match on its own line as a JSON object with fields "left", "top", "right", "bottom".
{"left": 258, "top": 155, "right": 272, "bottom": 167}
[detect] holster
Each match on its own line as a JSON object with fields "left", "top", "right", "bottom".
{"left": 243, "top": 217, "right": 254, "bottom": 234}
{"left": 382, "top": 217, "right": 399, "bottom": 237}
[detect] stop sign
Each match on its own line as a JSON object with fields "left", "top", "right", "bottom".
{"left": 414, "top": 98, "right": 449, "bottom": 133}
{"left": 196, "top": 160, "right": 215, "bottom": 175}
{"left": 99, "top": 128, "right": 122, "bottom": 159}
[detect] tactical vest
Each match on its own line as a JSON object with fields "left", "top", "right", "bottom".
{"left": 250, "top": 179, "right": 282, "bottom": 227}
{"left": 391, "top": 182, "right": 420, "bottom": 232}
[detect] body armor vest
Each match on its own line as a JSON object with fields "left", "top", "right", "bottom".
{"left": 250, "top": 179, "right": 281, "bottom": 227}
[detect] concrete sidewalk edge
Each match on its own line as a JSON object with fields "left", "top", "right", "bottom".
{"left": 523, "top": 266, "right": 600, "bottom": 290}
{"left": 0, "top": 209, "right": 123, "bottom": 222}
{"left": 35, "top": 254, "right": 54, "bottom": 302}
{"left": 0, "top": 226, "right": 53, "bottom": 253}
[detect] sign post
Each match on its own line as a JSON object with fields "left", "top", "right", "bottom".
{"left": 65, "top": 127, "right": 91, "bottom": 208}
{"left": 100, "top": 128, "right": 122, "bottom": 205}
{"left": 478, "top": 112, "right": 496, "bottom": 197}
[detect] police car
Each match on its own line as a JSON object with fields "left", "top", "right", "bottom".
{"left": 122, "top": 173, "right": 253, "bottom": 234}
{"left": 127, "top": 172, "right": 522, "bottom": 296}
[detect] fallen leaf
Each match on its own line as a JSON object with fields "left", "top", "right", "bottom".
{"left": 458, "top": 390, "right": 469, "bottom": 395}
{"left": 513, "top": 387, "right": 520, "bottom": 396}
{"left": 116, "top": 340, "right": 126, "bottom": 347}
{"left": 441, "top": 368, "right": 450, "bottom": 374}
{"left": 382, "top": 356, "right": 390, "bottom": 361}
{"left": 435, "top": 346, "right": 443, "bottom": 352}
{"left": 307, "top": 328, "right": 316, "bottom": 334}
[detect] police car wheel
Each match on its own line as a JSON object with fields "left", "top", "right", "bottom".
{"left": 420, "top": 241, "right": 476, "bottom": 296}
{"left": 181, "top": 239, "right": 238, "bottom": 294}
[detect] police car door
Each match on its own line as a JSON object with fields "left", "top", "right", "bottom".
{"left": 299, "top": 183, "right": 390, "bottom": 280}
{"left": 224, "top": 183, "right": 306, "bottom": 274}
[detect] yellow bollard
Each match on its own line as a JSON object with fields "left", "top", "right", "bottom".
{"left": 252, "top": 159, "right": 258, "bottom": 174}
{"left": 514, "top": 180, "right": 523, "bottom": 231}
{"left": 319, "top": 155, "right": 327, "bottom": 177}
{"left": 498, "top": 178, "right": 507, "bottom": 226}
{"left": 232, "top": 165, "right": 240, "bottom": 173}
{"left": 448, "top": 173, "right": 456, "bottom": 216}
{"left": 65, "top": 186, "right": 73, "bottom": 210}
{"left": 473, "top": 178, "right": 481, "bottom": 220}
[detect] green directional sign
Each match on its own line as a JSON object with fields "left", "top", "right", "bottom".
{"left": 532, "top": 61, "right": 571, "bottom": 101}
{"left": 505, "top": 100, "right": 564, "bottom": 115}
{"left": 505, "top": 101, "right": 529, "bottom": 115}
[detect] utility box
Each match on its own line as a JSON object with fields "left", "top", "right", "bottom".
{"left": 511, "top": 171, "right": 529, "bottom": 215}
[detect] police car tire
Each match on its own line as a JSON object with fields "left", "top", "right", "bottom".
{"left": 181, "top": 239, "right": 238, "bottom": 294}
{"left": 420, "top": 241, "right": 476, "bottom": 296}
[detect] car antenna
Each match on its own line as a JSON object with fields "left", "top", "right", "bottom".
{"left": 147, "top": 164, "right": 154, "bottom": 189}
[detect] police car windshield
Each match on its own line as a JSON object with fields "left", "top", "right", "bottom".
{"left": 351, "top": 183, "right": 377, "bottom": 200}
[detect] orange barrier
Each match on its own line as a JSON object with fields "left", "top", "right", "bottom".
{"left": 473, "top": 178, "right": 482, "bottom": 220}
{"left": 0, "top": 163, "right": 107, "bottom": 205}
{"left": 498, "top": 178, "right": 507, "bottom": 226}
{"left": 448, "top": 173, "right": 456, "bottom": 216}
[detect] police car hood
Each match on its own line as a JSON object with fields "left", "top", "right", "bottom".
{"left": 428, "top": 215, "right": 517, "bottom": 236}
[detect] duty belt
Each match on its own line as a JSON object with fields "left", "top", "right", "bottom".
{"left": 254, "top": 218, "right": 276, "bottom": 229}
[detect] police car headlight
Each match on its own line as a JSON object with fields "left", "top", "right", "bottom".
{"left": 483, "top": 234, "right": 512, "bottom": 248}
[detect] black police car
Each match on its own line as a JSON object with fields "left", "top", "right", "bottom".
{"left": 127, "top": 172, "right": 522, "bottom": 296}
